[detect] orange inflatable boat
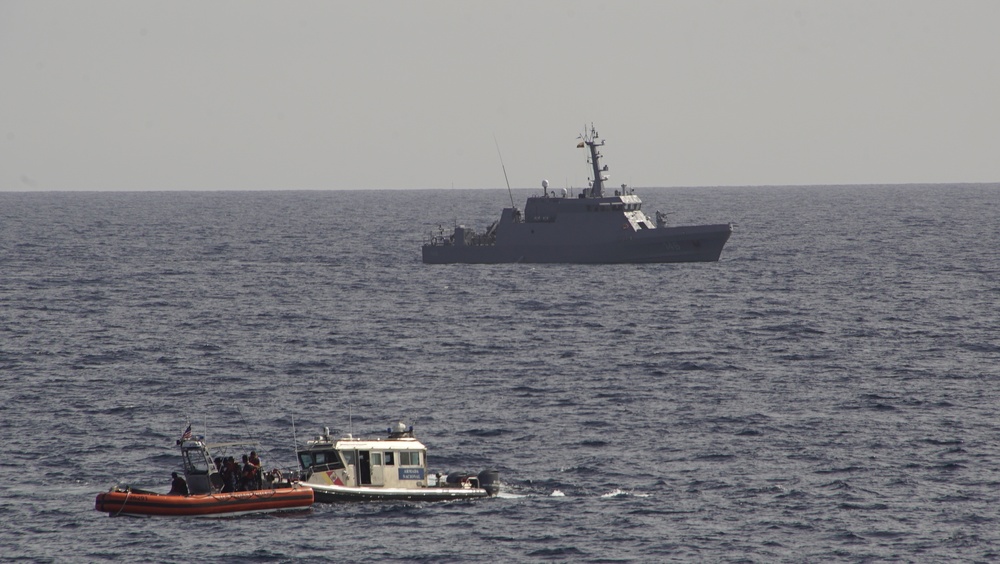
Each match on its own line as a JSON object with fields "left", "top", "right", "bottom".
{"left": 95, "top": 427, "right": 313, "bottom": 517}
{"left": 95, "top": 485, "right": 313, "bottom": 517}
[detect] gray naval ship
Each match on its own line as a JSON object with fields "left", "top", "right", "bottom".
{"left": 422, "top": 126, "right": 733, "bottom": 264}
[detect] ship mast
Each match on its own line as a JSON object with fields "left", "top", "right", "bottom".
{"left": 584, "top": 124, "right": 607, "bottom": 198}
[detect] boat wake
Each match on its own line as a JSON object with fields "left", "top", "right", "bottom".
{"left": 498, "top": 487, "right": 650, "bottom": 499}
{"left": 600, "top": 489, "right": 650, "bottom": 499}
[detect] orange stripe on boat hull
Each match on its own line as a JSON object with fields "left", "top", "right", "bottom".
{"left": 95, "top": 488, "right": 314, "bottom": 517}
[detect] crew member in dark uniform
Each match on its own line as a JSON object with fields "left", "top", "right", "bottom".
{"left": 169, "top": 472, "right": 188, "bottom": 495}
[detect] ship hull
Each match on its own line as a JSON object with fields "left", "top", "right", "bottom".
{"left": 423, "top": 223, "right": 732, "bottom": 264}
{"left": 306, "top": 482, "right": 491, "bottom": 503}
{"left": 94, "top": 486, "right": 314, "bottom": 517}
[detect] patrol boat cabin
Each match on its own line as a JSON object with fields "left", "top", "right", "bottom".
{"left": 296, "top": 423, "right": 500, "bottom": 502}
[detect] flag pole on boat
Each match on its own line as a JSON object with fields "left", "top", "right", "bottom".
{"left": 291, "top": 414, "right": 299, "bottom": 473}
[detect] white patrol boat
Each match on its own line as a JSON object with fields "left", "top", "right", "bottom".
{"left": 296, "top": 422, "right": 500, "bottom": 502}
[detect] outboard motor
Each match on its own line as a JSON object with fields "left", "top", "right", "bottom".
{"left": 477, "top": 469, "right": 500, "bottom": 497}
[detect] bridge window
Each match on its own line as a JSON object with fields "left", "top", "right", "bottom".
{"left": 299, "top": 449, "right": 346, "bottom": 470}
{"left": 341, "top": 450, "right": 356, "bottom": 466}
{"left": 399, "top": 451, "right": 421, "bottom": 466}
{"left": 182, "top": 449, "right": 210, "bottom": 475}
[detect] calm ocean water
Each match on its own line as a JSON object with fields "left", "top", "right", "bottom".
{"left": 1, "top": 184, "right": 999, "bottom": 562}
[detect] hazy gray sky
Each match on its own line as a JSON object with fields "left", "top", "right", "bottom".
{"left": 3, "top": 0, "right": 998, "bottom": 191}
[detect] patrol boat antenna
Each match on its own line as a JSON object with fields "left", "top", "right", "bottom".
{"left": 494, "top": 135, "right": 516, "bottom": 209}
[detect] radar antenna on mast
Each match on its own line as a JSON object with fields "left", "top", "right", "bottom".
{"left": 580, "top": 123, "right": 607, "bottom": 197}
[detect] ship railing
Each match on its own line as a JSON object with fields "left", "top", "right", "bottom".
{"left": 428, "top": 234, "right": 454, "bottom": 246}
{"left": 426, "top": 233, "right": 496, "bottom": 247}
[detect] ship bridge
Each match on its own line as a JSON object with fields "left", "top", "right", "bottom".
{"left": 521, "top": 193, "right": 652, "bottom": 229}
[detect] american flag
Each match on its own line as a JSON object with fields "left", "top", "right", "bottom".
{"left": 180, "top": 424, "right": 192, "bottom": 441}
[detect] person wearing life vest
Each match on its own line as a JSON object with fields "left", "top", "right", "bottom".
{"left": 248, "top": 451, "right": 263, "bottom": 490}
